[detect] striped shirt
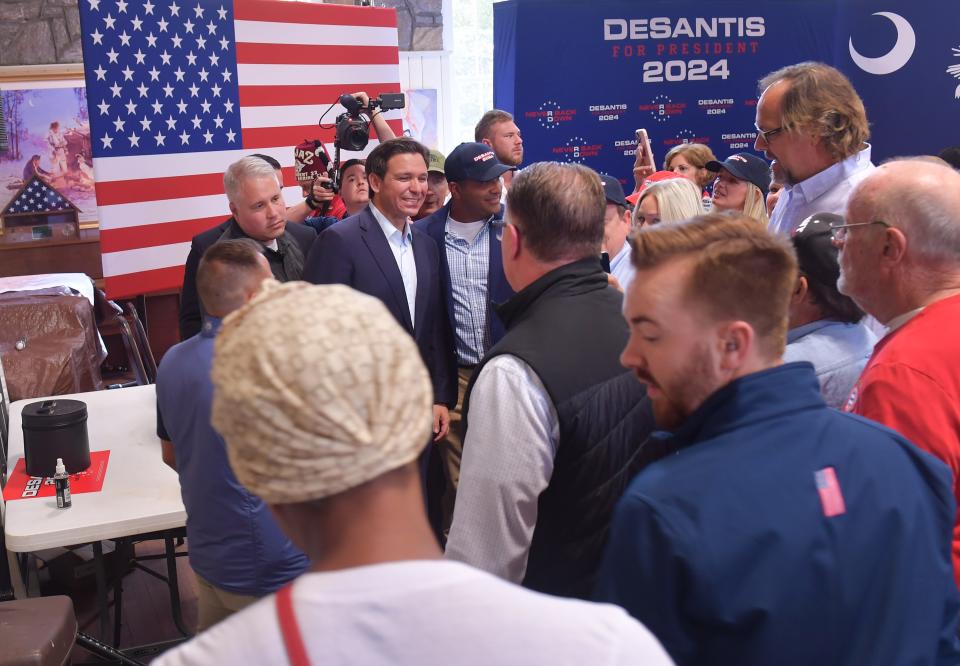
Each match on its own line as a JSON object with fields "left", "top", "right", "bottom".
{"left": 445, "top": 215, "right": 493, "bottom": 365}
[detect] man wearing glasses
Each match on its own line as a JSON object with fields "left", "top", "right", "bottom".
{"left": 837, "top": 159, "right": 960, "bottom": 589}
{"left": 754, "top": 62, "right": 875, "bottom": 236}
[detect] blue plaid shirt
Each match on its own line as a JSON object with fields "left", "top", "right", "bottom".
{"left": 444, "top": 216, "right": 493, "bottom": 365}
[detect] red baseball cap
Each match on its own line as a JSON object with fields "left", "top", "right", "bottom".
{"left": 626, "top": 170, "right": 686, "bottom": 206}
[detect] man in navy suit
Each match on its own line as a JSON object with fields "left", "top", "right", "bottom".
{"left": 303, "top": 137, "right": 456, "bottom": 443}
{"left": 414, "top": 142, "right": 515, "bottom": 532}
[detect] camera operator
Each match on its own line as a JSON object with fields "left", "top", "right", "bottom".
{"left": 350, "top": 91, "right": 398, "bottom": 145}
{"left": 296, "top": 91, "right": 397, "bottom": 231}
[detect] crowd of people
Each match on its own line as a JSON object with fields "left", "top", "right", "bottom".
{"left": 154, "top": 62, "right": 960, "bottom": 665}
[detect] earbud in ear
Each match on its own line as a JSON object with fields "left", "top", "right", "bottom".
{"left": 726, "top": 341, "right": 738, "bottom": 352}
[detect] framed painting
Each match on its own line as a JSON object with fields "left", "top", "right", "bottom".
{"left": 0, "top": 64, "right": 98, "bottom": 229}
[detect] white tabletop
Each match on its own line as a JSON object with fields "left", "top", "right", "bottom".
{"left": 0, "top": 273, "right": 95, "bottom": 307}
{"left": 3, "top": 384, "right": 186, "bottom": 552}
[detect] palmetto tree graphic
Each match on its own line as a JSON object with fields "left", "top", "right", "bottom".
{"left": 948, "top": 46, "right": 960, "bottom": 98}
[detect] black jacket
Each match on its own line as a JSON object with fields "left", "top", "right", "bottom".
{"left": 178, "top": 219, "right": 316, "bottom": 340}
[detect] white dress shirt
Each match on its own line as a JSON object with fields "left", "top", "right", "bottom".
{"left": 768, "top": 144, "right": 875, "bottom": 236}
{"left": 445, "top": 355, "right": 559, "bottom": 583}
{"left": 371, "top": 203, "right": 418, "bottom": 327}
{"left": 608, "top": 242, "right": 636, "bottom": 294}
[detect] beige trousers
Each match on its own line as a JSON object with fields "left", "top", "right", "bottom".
{"left": 439, "top": 366, "right": 475, "bottom": 536}
{"left": 194, "top": 573, "right": 261, "bottom": 632}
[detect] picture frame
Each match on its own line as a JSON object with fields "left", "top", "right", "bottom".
{"left": 0, "top": 63, "right": 99, "bottom": 230}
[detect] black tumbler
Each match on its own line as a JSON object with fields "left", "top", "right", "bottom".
{"left": 22, "top": 399, "right": 91, "bottom": 477}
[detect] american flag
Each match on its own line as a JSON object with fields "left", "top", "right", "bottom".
{"left": 77, "top": 0, "right": 403, "bottom": 298}
{"left": 814, "top": 467, "right": 846, "bottom": 518}
{"left": 4, "top": 176, "right": 78, "bottom": 214}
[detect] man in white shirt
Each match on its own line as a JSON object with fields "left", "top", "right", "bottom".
{"left": 153, "top": 282, "right": 673, "bottom": 666}
{"left": 46, "top": 121, "right": 68, "bottom": 175}
{"left": 447, "top": 162, "right": 660, "bottom": 598}
{"left": 755, "top": 62, "right": 875, "bottom": 236}
{"left": 600, "top": 174, "right": 635, "bottom": 292}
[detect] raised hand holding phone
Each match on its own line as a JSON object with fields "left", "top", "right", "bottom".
{"left": 633, "top": 128, "right": 656, "bottom": 190}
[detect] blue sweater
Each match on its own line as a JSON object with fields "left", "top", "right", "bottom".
{"left": 596, "top": 362, "right": 960, "bottom": 666}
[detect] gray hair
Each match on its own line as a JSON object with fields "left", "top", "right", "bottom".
{"left": 224, "top": 156, "right": 281, "bottom": 205}
{"left": 858, "top": 160, "right": 960, "bottom": 265}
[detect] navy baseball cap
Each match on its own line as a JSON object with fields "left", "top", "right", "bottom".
{"left": 444, "top": 142, "right": 514, "bottom": 183}
{"left": 706, "top": 153, "right": 771, "bottom": 197}
{"left": 792, "top": 212, "right": 844, "bottom": 288}
{"left": 600, "top": 174, "right": 627, "bottom": 207}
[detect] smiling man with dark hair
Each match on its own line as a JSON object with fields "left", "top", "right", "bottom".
{"left": 303, "top": 137, "right": 456, "bottom": 447}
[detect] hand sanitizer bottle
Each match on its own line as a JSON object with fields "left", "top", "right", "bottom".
{"left": 54, "top": 458, "right": 72, "bottom": 509}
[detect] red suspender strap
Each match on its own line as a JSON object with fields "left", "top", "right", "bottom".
{"left": 276, "top": 583, "right": 311, "bottom": 666}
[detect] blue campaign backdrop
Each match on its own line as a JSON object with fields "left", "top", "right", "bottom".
{"left": 493, "top": 0, "right": 959, "bottom": 188}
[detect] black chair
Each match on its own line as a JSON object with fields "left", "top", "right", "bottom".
{"left": 124, "top": 303, "right": 157, "bottom": 385}
{"left": 93, "top": 290, "right": 151, "bottom": 388}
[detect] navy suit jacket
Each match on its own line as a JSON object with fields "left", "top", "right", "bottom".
{"left": 414, "top": 202, "right": 515, "bottom": 356}
{"left": 303, "top": 207, "right": 457, "bottom": 407}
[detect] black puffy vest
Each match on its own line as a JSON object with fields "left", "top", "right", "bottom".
{"left": 462, "top": 258, "right": 672, "bottom": 598}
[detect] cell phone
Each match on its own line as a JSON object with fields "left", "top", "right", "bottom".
{"left": 635, "top": 128, "right": 655, "bottom": 170}
{"left": 601, "top": 251, "right": 611, "bottom": 273}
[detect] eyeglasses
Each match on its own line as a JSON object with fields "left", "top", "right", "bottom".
{"left": 754, "top": 124, "right": 784, "bottom": 144}
{"left": 829, "top": 220, "right": 890, "bottom": 243}
{"left": 492, "top": 219, "right": 508, "bottom": 241}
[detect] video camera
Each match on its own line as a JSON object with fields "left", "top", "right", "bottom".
{"left": 335, "top": 92, "right": 405, "bottom": 152}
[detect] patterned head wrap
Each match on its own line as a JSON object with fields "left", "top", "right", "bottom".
{"left": 211, "top": 280, "right": 432, "bottom": 504}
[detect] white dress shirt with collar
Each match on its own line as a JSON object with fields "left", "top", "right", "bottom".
{"left": 768, "top": 144, "right": 875, "bottom": 236}
{"left": 445, "top": 354, "right": 559, "bottom": 583}
{"left": 608, "top": 242, "right": 635, "bottom": 294}
{"left": 370, "top": 202, "right": 418, "bottom": 327}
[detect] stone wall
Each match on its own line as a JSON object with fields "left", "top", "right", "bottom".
{"left": 0, "top": 0, "right": 442, "bottom": 66}
{"left": 0, "top": 0, "right": 83, "bottom": 66}
{"left": 379, "top": 0, "right": 442, "bottom": 51}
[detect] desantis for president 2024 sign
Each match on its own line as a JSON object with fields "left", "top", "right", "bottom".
{"left": 494, "top": 0, "right": 960, "bottom": 187}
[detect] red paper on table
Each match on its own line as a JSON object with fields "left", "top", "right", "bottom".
{"left": 3, "top": 451, "right": 110, "bottom": 501}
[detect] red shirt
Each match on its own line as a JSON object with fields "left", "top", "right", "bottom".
{"left": 845, "top": 294, "right": 960, "bottom": 586}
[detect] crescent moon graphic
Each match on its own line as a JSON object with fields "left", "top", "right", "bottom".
{"left": 849, "top": 12, "right": 916, "bottom": 75}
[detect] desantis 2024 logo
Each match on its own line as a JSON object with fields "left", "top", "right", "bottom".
{"left": 552, "top": 136, "right": 602, "bottom": 163}
{"left": 524, "top": 100, "right": 576, "bottom": 129}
